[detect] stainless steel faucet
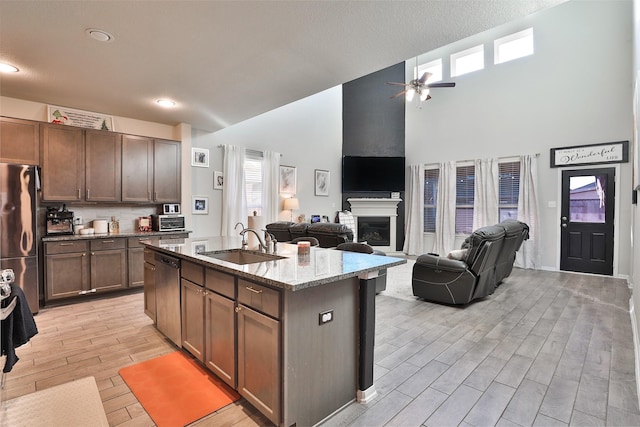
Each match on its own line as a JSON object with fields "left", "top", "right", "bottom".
{"left": 239, "top": 228, "right": 267, "bottom": 252}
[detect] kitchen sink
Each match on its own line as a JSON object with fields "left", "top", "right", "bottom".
{"left": 200, "top": 249, "right": 285, "bottom": 265}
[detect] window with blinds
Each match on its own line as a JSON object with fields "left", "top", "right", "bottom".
{"left": 244, "top": 153, "right": 263, "bottom": 217}
{"left": 423, "top": 168, "right": 439, "bottom": 232}
{"left": 456, "top": 165, "right": 475, "bottom": 234}
{"left": 499, "top": 161, "right": 520, "bottom": 221}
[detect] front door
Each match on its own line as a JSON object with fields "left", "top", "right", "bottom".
{"left": 560, "top": 168, "right": 615, "bottom": 275}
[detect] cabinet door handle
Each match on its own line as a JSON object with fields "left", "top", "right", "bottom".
{"left": 91, "top": 252, "right": 95, "bottom": 255}
{"left": 245, "top": 286, "right": 262, "bottom": 294}
{"left": 102, "top": 240, "right": 115, "bottom": 243}
{"left": 59, "top": 243, "right": 74, "bottom": 246}
{"left": 86, "top": 189, "right": 90, "bottom": 199}
{"left": 154, "top": 191, "right": 158, "bottom": 200}
{"left": 77, "top": 189, "right": 81, "bottom": 199}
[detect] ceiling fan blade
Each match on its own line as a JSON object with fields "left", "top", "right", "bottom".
{"left": 418, "top": 72, "right": 431, "bottom": 84}
{"left": 386, "top": 82, "right": 410, "bottom": 86}
{"left": 426, "top": 94, "right": 432, "bottom": 100}
{"left": 390, "top": 90, "right": 407, "bottom": 99}
{"left": 427, "top": 82, "right": 456, "bottom": 88}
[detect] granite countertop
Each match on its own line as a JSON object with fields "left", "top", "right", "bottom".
{"left": 143, "top": 236, "right": 406, "bottom": 292}
{"left": 41, "top": 230, "right": 191, "bottom": 242}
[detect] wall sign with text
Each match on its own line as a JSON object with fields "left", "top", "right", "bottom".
{"left": 550, "top": 140, "right": 628, "bottom": 168}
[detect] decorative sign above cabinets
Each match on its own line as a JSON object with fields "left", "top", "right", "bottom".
{"left": 47, "top": 105, "right": 114, "bottom": 131}
{"left": 550, "top": 140, "right": 628, "bottom": 168}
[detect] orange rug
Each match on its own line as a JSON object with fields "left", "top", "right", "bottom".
{"left": 119, "top": 351, "right": 240, "bottom": 427}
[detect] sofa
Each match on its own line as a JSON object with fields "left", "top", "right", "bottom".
{"left": 265, "top": 221, "right": 354, "bottom": 248}
{"left": 412, "top": 220, "right": 529, "bottom": 305}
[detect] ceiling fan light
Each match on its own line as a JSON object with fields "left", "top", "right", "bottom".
{"left": 406, "top": 88, "right": 415, "bottom": 102}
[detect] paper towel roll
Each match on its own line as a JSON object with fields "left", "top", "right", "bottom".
{"left": 247, "top": 215, "right": 266, "bottom": 250}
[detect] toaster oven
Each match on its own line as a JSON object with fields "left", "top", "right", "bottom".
{"left": 152, "top": 214, "right": 186, "bottom": 232}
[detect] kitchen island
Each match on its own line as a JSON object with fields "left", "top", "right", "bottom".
{"left": 142, "top": 235, "right": 405, "bottom": 427}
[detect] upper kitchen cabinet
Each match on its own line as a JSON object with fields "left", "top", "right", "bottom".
{"left": 41, "top": 123, "right": 85, "bottom": 201}
{"left": 85, "top": 130, "right": 122, "bottom": 202}
{"left": 122, "top": 135, "right": 154, "bottom": 203}
{"left": 0, "top": 117, "right": 40, "bottom": 165}
{"left": 153, "top": 139, "right": 181, "bottom": 203}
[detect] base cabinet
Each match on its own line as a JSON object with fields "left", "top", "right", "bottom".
{"left": 204, "top": 291, "right": 236, "bottom": 387}
{"left": 237, "top": 304, "right": 281, "bottom": 425}
{"left": 143, "top": 249, "right": 156, "bottom": 322}
{"left": 181, "top": 278, "right": 205, "bottom": 361}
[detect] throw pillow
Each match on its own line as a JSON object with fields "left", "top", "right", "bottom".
{"left": 447, "top": 249, "right": 468, "bottom": 260}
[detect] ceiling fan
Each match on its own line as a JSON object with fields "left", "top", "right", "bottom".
{"left": 387, "top": 72, "right": 455, "bottom": 102}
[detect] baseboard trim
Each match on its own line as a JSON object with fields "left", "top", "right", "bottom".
{"left": 629, "top": 299, "right": 640, "bottom": 413}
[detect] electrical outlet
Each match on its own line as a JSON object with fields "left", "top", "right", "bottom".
{"left": 319, "top": 310, "right": 333, "bottom": 325}
{"left": 73, "top": 216, "right": 83, "bottom": 225}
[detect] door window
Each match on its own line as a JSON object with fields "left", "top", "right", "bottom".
{"left": 568, "top": 175, "right": 606, "bottom": 223}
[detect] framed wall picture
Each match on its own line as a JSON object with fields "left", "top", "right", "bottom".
{"left": 315, "top": 169, "right": 330, "bottom": 196}
{"left": 213, "top": 171, "right": 223, "bottom": 190}
{"left": 279, "top": 165, "right": 296, "bottom": 194}
{"left": 192, "top": 196, "right": 208, "bottom": 214}
{"left": 191, "top": 147, "right": 210, "bottom": 167}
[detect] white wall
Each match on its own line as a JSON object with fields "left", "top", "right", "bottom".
{"left": 405, "top": 0, "right": 633, "bottom": 275}
{"left": 189, "top": 86, "right": 343, "bottom": 238}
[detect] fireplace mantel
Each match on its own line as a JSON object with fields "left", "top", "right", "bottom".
{"left": 347, "top": 198, "right": 401, "bottom": 253}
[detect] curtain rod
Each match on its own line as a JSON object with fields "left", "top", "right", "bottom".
{"left": 216, "top": 144, "right": 282, "bottom": 156}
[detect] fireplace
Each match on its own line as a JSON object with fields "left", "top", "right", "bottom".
{"left": 347, "top": 198, "right": 401, "bottom": 253}
{"left": 357, "top": 217, "right": 390, "bottom": 246}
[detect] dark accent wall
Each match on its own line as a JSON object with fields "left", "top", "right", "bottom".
{"left": 342, "top": 62, "right": 406, "bottom": 251}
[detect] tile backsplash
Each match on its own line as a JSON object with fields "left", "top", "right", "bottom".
{"left": 69, "top": 206, "right": 157, "bottom": 232}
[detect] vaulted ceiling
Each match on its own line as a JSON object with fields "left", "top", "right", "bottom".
{"left": 0, "top": 1, "right": 565, "bottom": 132}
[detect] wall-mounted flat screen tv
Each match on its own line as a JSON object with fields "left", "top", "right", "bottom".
{"left": 342, "top": 156, "right": 405, "bottom": 192}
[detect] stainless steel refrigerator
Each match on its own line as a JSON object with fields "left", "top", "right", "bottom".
{"left": 0, "top": 163, "right": 38, "bottom": 314}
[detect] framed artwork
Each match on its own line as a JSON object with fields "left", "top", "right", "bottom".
{"left": 191, "top": 148, "right": 210, "bottom": 167}
{"left": 279, "top": 165, "right": 296, "bottom": 194}
{"left": 549, "top": 141, "right": 628, "bottom": 168}
{"left": 315, "top": 169, "right": 330, "bottom": 196}
{"left": 191, "top": 240, "right": 208, "bottom": 254}
{"left": 213, "top": 171, "right": 224, "bottom": 190}
{"left": 192, "top": 196, "right": 208, "bottom": 214}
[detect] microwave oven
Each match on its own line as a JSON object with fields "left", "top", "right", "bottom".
{"left": 152, "top": 214, "right": 186, "bottom": 232}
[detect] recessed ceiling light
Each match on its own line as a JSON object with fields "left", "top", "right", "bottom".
{"left": 0, "top": 62, "right": 19, "bottom": 73}
{"left": 156, "top": 99, "right": 176, "bottom": 108}
{"left": 85, "top": 28, "right": 113, "bottom": 42}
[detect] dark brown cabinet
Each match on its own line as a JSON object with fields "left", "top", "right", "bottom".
{"left": 89, "top": 238, "right": 127, "bottom": 292}
{"left": 0, "top": 116, "right": 40, "bottom": 165}
{"left": 85, "top": 130, "right": 121, "bottom": 202}
{"left": 41, "top": 124, "right": 84, "bottom": 201}
{"left": 143, "top": 249, "right": 156, "bottom": 322}
{"left": 45, "top": 237, "right": 127, "bottom": 302}
{"left": 122, "top": 135, "right": 154, "bottom": 203}
{"left": 181, "top": 278, "right": 205, "bottom": 360}
{"left": 153, "top": 139, "right": 181, "bottom": 203}
{"left": 44, "top": 241, "right": 90, "bottom": 300}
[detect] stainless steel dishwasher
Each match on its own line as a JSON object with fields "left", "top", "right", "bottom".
{"left": 154, "top": 253, "right": 181, "bottom": 346}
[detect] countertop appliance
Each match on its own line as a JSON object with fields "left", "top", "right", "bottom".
{"left": 151, "top": 214, "right": 186, "bottom": 232}
{"left": 0, "top": 163, "right": 39, "bottom": 313}
{"left": 46, "top": 206, "right": 74, "bottom": 235}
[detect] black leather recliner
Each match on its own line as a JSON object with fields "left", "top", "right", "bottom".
{"left": 495, "top": 219, "right": 529, "bottom": 284}
{"left": 265, "top": 221, "right": 354, "bottom": 248}
{"left": 412, "top": 224, "right": 506, "bottom": 305}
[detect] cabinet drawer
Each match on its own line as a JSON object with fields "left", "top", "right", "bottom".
{"left": 90, "top": 238, "right": 126, "bottom": 251}
{"left": 237, "top": 279, "right": 280, "bottom": 319}
{"left": 45, "top": 240, "right": 89, "bottom": 255}
{"left": 128, "top": 236, "right": 154, "bottom": 248}
{"left": 205, "top": 268, "right": 235, "bottom": 299}
{"left": 182, "top": 260, "right": 204, "bottom": 285}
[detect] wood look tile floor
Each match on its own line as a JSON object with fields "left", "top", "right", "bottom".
{"left": 2, "top": 267, "right": 639, "bottom": 427}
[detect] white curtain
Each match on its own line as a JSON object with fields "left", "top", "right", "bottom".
{"left": 221, "top": 145, "right": 246, "bottom": 236}
{"left": 403, "top": 164, "right": 424, "bottom": 255}
{"left": 262, "top": 150, "right": 280, "bottom": 224}
{"left": 473, "top": 158, "right": 499, "bottom": 229}
{"left": 433, "top": 161, "right": 457, "bottom": 256}
{"left": 516, "top": 154, "right": 540, "bottom": 269}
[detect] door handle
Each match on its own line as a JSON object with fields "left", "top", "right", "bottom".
{"left": 562, "top": 224, "right": 567, "bottom": 228}
{"left": 561, "top": 216, "right": 567, "bottom": 221}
